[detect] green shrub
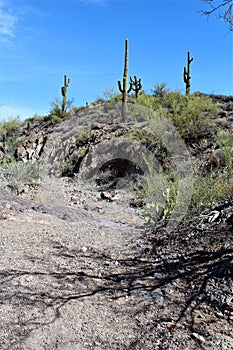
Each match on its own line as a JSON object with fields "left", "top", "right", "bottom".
{"left": 190, "top": 172, "right": 232, "bottom": 212}
{"left": 1, "top": 161, "right": 40, "bottom": 194}
{"left": 152, "top": 82, "right": 168, "bottom": 98}
{"left": 76, "top": 123, "right": 92, "bottom": 145}
{"left": 134, "top": 170, "right": 179, "bottom": 222}
{"left": 167, "top": 94, "right": 218, "bottom": 139}
{"left": 0, "top": 116, "right": 21, "bottom": 135}
{"left": 217, "top": 130, "right": 233, "bottom": 169}
{"left": 134, "top": 91, "right": 157, "bottom": 110}
{"left": 78, "top": 146, "right": 88, "bottom": 157}
{"left": 45, "top": 98, "right": 74, "bottom": 124}
{"left": 135, "top": 91, "right": 218, "bottom": 139}
{"left": 137, "top": 169, "right": 232, "bottom": 221}
{"left": 0, "top": 116, "right": 22, "bottom": 152}
{"left": 100, "top": 86, "right": 122, "bottom": 102}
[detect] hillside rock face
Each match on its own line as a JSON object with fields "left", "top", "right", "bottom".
{"left": 15, "top": 133, "right": 48, "bottom": 162}
{"left": 6, "top": 95, "right": 231, "bottom": 195}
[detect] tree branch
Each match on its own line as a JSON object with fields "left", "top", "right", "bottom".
{"left": 201, "top": 0, "right": 233, "bottom": 31}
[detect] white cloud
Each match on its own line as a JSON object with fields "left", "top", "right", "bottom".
{"left": 78, "top": 0, "right": 106, "bottom": 6}
{"left": 0, "top": 104, "right": 45, "bottom": 121}
{"left": 0, "top": 1, "right": 18, "bottom": 43}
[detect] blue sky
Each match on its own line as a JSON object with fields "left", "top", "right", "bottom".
{"left": 0, "top": 0, "right": 232, "bottom": 121}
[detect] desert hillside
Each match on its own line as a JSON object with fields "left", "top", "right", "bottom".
{"left": 0, "top": 92, "right": 232, "bottom": 350}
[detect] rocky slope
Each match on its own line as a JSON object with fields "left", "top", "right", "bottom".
{"left": 0, "top": 95, "right": 232, "bottom": 349}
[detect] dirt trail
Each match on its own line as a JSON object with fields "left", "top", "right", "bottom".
{"left": 0, "top": 178, "right": 151, "bottom": 350}
{"left": 0, "top": 178, "right": 232, "bottom": 350}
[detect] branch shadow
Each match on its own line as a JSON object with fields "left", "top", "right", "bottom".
{"left": 0, "top": 237, "right": 232, "bottom": 348}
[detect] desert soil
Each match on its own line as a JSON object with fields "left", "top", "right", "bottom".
{"left": 0, "top": 174, "right": 232, "bottom": 350}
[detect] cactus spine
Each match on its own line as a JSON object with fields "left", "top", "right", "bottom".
{"left": 183, "top": 51, "right": 193, "bottom": 95}
{"left": 118, "top": 39, "right": 132, "bottom": 122}
{"left": 61, "top": 74, "right": 70, "bottom": 112}
{"left": 130, "top": 76, "right": 142, "bottom": 98}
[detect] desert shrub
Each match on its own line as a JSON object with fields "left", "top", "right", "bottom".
{"left": 152, "top": 82, "right": 169, "bottom": 98}
{"left": 136, "top": 171, "right": 179, "bottom": 222}
{"left": 76, "top": 123, "right": 92, "bottom": 145}
{"left": 100, "top": 86, "right": 122, "bottom": 102}
{"left": 45, "top": 98, "right": 74, "bottom": 124}
{"left": 135, "top": 91, "right": 218, "bottom": 140}
{"left": 190, "top": 172, "right": 232, "bottom": 212}
{"left": 137, "top": 168, "right": 232, "bottom": 222}
{"left": 0, "top": 116, "right": 21, "bottom": 134}
{"left": 160, "top": 93, "right": 218, "bottom": 139}
{"left": 0, "top": 117, "right": 22, "bottom": 152}
{"left": 134, "top": 91, "right": 157, "bottom": 110}
{"left": 217, "top": 130, "right": 233, "bottom": 169}
{"left": 1, "top": 161, "right": 40, "bottom": 194}
{"left": 78, "top": 146, "right": 88, "bottom": 157}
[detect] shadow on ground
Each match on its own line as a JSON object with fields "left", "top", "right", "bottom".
{"left": 0, "top": 239, "right": 232, "bottom": 349}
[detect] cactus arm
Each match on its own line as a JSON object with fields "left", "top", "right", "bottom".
{"left": 118, "top": 80, "right": 123, "bottom": 93}
{"left": 130, "top": 75, "right": 142, "bottom": 98}
{"left": 127, "top": 82, "right": 133, "bottom": 94}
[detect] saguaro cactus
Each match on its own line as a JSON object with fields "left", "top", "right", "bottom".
{"left": 183, "top": 51, "right": 193, "bottom": 96}
{"left": 61, "top": 74, "right": 70, "bottom": 112}
{"left": 130, "top": 76, "right": 142, "bottom": 98}
{"left": 118, "top": 39, "right": 132, "bottom": 122}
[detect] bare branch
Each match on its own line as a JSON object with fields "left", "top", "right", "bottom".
{"left": 201, "top": 0, "right": 233, "bottom": 31}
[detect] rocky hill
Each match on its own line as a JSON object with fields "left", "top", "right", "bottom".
{"left": 0, "top": 94, "right": 232, "bottom": 349}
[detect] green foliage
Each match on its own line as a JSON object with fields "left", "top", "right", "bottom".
{"left": 190, "top": 172, "right": 232, "bottom": 212}
{"left": 1, "top": 161, "right": 40, "bottom": 194}
{"left": 137, "top": 167, "right": 232, "bottom": 222}
{"left": 45, "top": 98, "right": 74, "bottom": 124}
{"left": 76, "top": 123, "right": 92, "bottom": 145}
{"left": 217, "top": 130, "right": 233, "bottom": 169}
{"left": 0, "top": 116, "right": 21, "bottom": 134}
{"left": 152, "top": 82, "right": 168, "bottom": 98}
{"left": 134, "top": 91, "right": 157, "bottom": 110}
{"left": 78, "top": 146, "right": 88, "bottom": 157}
{"left": 135, "top": 91, "right": 218, "bottom": 139}
{"left": 136, "top": 171, "right": 179, "bottom": 222}
{"left": 164, "top": 93, "right": 218, "bottom": 139}
{"left": 60, "top": 161, "right": 72, "bottom": 176}
{"left": 100, "top": 86, "right": 121, "bottom": 102}
{"left": 0, "top": 117, "right": 22, "bottom": 152}
{"left": 1, "top": 156, "right": 15, "bottom": 165}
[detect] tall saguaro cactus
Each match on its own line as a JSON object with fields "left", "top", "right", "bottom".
{"left": 118, "top": 39, "right": 132, "bottom": 122}
{"left": 183, "top": 51, "right": 193, "bottom": 95}
{"left": 61, "top": 74, "right": 70, "bottom": 112}
{"left": 130, "top": 76, "right": 142, "bottom": 98}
